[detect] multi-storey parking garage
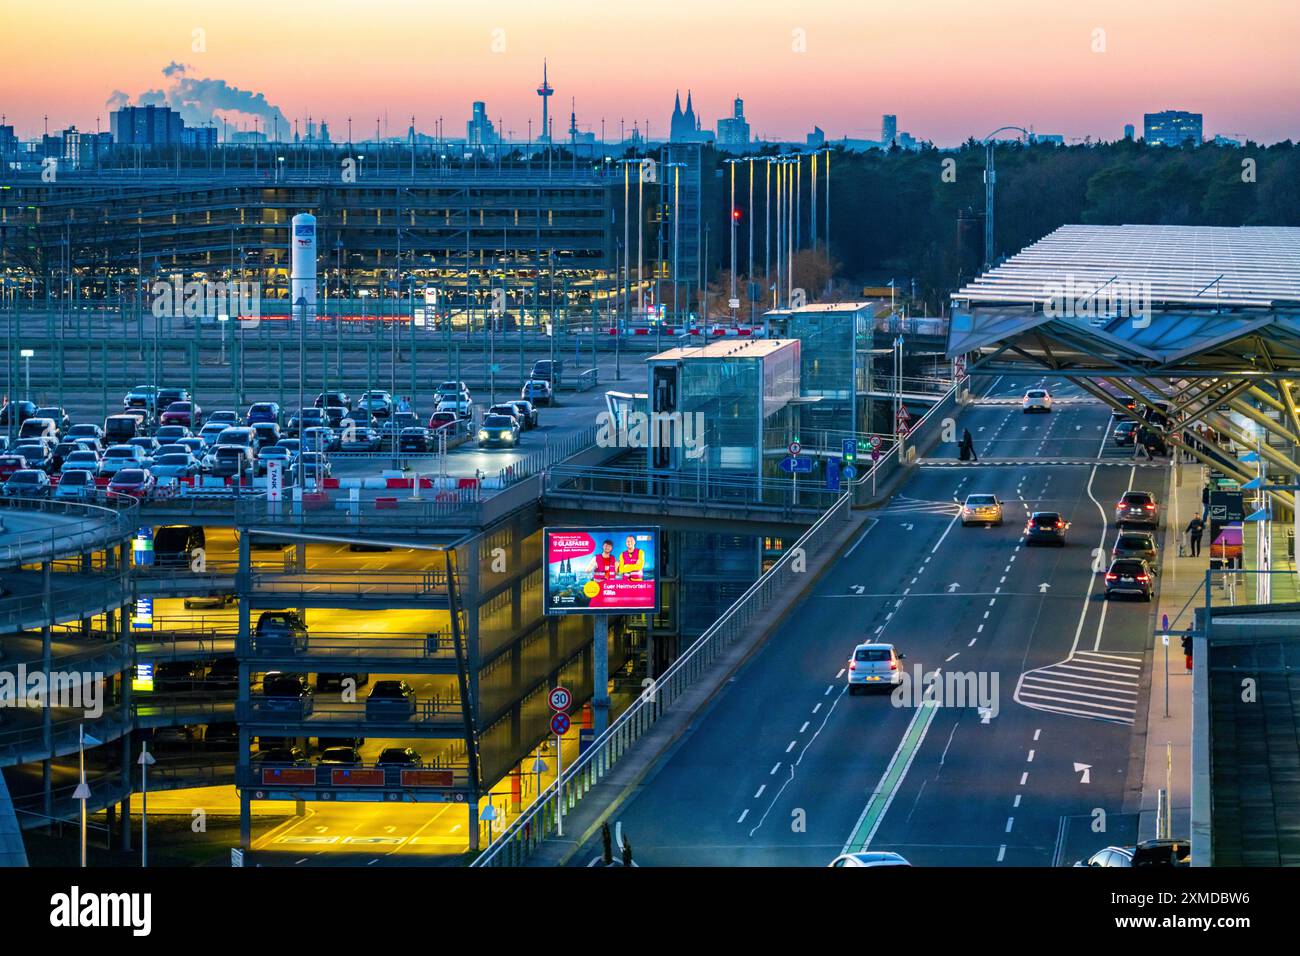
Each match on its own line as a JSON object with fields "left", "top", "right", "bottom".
{"left": 0, "top": 498, "right": 136, "bottom": 863}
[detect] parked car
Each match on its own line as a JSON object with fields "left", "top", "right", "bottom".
{"left": 154, "top": 424, "right": 192, "bottom": 444}
{"left": 19, "top": 417, "right": 58, "bottom": 441}
{"left": 254, "top": 611, "right": 309, "bottom": 654}
{"left": 125, "top": 436, "right": 160, "bottom": 466}
{"left": 2, "top": 469, "right": 51, "bottom": 498}
{"left": 207, "top": 410, "right": 240, "bottom": 427}
{"left": 122, "top": 385, "right": 161, "bottom": 414}
{"left": 318, "top": 746, "right": 363, "bottom": 767}
{"left": 100, "top": 444, "right": 148, "bottom": 476}
{"left": 0, "top": 400, "right": 37, "bottom": 427}
{"left": 365, "top": 680, "right": 416, "bottom": 720}
{"left": 317, "top": 672, "right": 370, "bottom": 692}
{"left": 205, "top": 444, "right": 257, "bottom": 479}
{"left": 177, "top": 436, "right": 206, "bottom": 456}
{"left": 159, "top": 401, "right": 202, "bottom": 427}
{"left": 338, "top": 425, "right": 382, "bottom": 452}
{"left": 60, "top": 450, "right": 101, "bottom": 476}
{"left": 152, "top": 451, "right": 201, "bottom": 480}
{"left": 202, "top": 721, "right": 239, "bottom": 749}
{"left": 251, "top": 746, "right": 310, "bottom": 767}
{"left": 846, "top": 642, "right": 905, "bottom": 694}
{"left": 427, "top": 410, "right": 464, "bottom": 435}
{"left": 298, "top": 451, "right": 331, "bottom": 480}
{"left": 1115, "top": 490, "right": 1160, "bottom": 528}
{"left": 196, "top": 422, "right": 226, "bottom": 448}
{"left": 203, "top": 659, "right": 238, "bottom": 689}
{"left": 286, "top": 407, "right": 326, "bottom": 437}
{"left": 477, "top": 414, "right": 520, "bottom": 448}
{"left": 64, "top": 423, "right": 105, "bottom": 449}
{"left": 33, "top": 406, "right": 71, "bottom": 433}
{"left": 521, "top": 378, "right": 552, "bottom": 406}
{"left": 827, "top": 851, "right": 912, "bottom": 867}
{"left": 1023, "top": 511, "right": 1069, "bottom": 546}
{"left": 398, "top": 427, "right": 432, "bottom": 452}
{"left": 13, "top": 439, "right": 54, "bottom": 472}
{"left": 251, "top": 422, "right": 282, "bottom": 450}
{"left": 356, "top": 390, "right": 394, "bottom": 418}
{"left": 300, "top": 426, "right": 336, "bottom": 454}
{"left": 375, "top": 747, "right": 421, "bottom": 768}
{"left": 0, "top": 455, "right": 28, "bottom": 479}
{"left": 50, "top": 441, "right": 89, "bottom": 472}
{"left": 107, "top": 468, "right": 156, "bottom": 499}
{"left": 245, "top": 402, "right": 282, "bottom": 426}
{"left": 52, "top": 469, "right": 97, "bottom": 502}
{"left": 314, "top": 391, "right": 351, "bottom": 413}
{"left": 259, "top": 673, "right": 314, "bottom": 716}
{"left": 960, "top": 493, "right": 1003, "bottom": 526}
{"left": 103, "top": 413, "right": 143, "bottom": 444}
{"left": 1104, "top": 558, "right": 1154, "bottom": 601}
{"left": 258, "top": 444, "right": 294, "bottom": 472}
{"left": 321, "top": 406, "right": 351, "bottom": 430}
{"left": 154, "top": 525, "right": 204, "bottom": 568}
{"left": 156, "top": 387, "right": 190, "bottom": 412}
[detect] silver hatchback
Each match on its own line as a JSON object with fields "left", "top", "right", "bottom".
{"left": 847, "top": 643, "right": 905, "bottom": 694}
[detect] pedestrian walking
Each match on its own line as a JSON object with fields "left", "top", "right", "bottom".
{"left": 1186, "top": 515, "right": 1206, "bottom": 557}
{"left": 1202, "top": 482, "right": 1211, "bottom": 519}
{"left": 959, "top": 428, "right": 978, "bottom": 462}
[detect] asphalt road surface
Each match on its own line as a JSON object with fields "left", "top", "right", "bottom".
{"left": 572, "top": 374, "right": 1168, "bottom": 867}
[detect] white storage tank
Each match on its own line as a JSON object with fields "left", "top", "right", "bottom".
{"left": 290, "top": 212, "right": 317, "bottom": 317}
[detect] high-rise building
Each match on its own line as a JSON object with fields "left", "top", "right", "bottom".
{"left": 0, "top": 123, "right": 17, "bottom": 158}
{"left": 717, "top": 96, "right": 751, "bottom": 147}
{"left": 882, "top": 114, "right": 898, "bottom": 145}
{"left": 806, "top": 126, "right": 825, "bottom": 148}
{"left": 1143, "top": 110, "right": 1202, "bottom": 146}
{"left": 1123, "top": 123, "right": 1135, "bottom": 140}
{"left": 111, "top": 104, "right": 186, "bottom": 146}
{"left": 467, "top": 101, "right": 498, "bottom": 148}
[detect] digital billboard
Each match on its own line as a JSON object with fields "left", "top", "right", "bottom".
{"left": 543, "top": 527, "right": 660, "bottom": 615}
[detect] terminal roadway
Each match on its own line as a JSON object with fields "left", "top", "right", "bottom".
{"left": 572, "top": 375, "right": 1168, "bottom": 866}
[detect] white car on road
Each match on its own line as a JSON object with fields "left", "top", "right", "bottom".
{"left": 1022, "top": 388, "right": 1053, "bottom": 413}
{"left": 847, "top": 642, "right": 905, "bottom": 693}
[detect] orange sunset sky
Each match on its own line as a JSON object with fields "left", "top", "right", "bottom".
{"left": 1, "top": 0, "right": 1296, "bottom": 144}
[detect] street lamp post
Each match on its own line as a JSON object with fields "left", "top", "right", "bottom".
{"left": 20, "top": 349, "right": 33, "bottom": 402}
{"left": 74, "top": 724, "right": 102, "bottom": 868}
{"left": 138, "top": 743, "right": 156, "bottom": 867}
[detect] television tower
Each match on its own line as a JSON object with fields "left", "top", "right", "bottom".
{"left": 536, "top": 60, "right": 554, "bottom": 143}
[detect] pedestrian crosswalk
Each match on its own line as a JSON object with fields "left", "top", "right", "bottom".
{"left": 1013, "top": 650, "right": 1144, "bottom": 724}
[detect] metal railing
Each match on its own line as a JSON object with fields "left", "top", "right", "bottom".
{"left": 243, "top": 630, "right": 455, "bottom": 662}
{"left": 0, "top": 497, "right": 137, "bottom": 566}
{"left": 545, "top": 462, "right": 840, "bottom": 514}
{"left": 473, "top": 377, "right": 967, "bottom": 866}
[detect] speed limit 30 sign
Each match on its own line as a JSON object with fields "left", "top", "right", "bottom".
{"left": 548, "top": 686, "right": 573, "bottom": 712}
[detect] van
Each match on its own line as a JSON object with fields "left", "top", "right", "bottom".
{"left": 103, "top": 414, "right": 142, "bottom": 444}
{"left": 19, "top": 418, "right": 57, "bottom": 441}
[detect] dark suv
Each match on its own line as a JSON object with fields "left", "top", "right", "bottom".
{"left": 259, "top": 673, "right": 314, "bottom": 716}
{"left": 254, "top": 611, "right": 309, "bottom": 655}
{"left": 1105, "top": 558, "right": 1154, "bottom": 601}
{"left": 1115, "top": 490, "right": 1159, "bottom": 528}
{"left": 1113, "top": 530, "right": 1159, "bottom": 566}
{"left": 1023, "top": 511, "right": 1069, "bottom": 547}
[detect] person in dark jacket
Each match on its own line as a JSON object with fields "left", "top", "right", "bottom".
{"left": 1186, "top": 515, "right": 1206, "bottom": 557}
{"left": 959, "top": 428, "right": 977, "bottom": 462}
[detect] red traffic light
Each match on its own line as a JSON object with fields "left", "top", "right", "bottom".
{"left": 731, "top": 208, "right": 742, "bottom": 221}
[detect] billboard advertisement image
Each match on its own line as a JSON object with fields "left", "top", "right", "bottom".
{"left": 544, "top": 527, "right": 660, "bottom": 615}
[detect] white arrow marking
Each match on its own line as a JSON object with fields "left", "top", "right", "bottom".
{"left": 1074, "top": 762, "right": 1092, "bottom": 784}
{"left": 947, "top": 582, "right": 961, "bottom": 592}
{"left": 900, "top": 522, "right": 914, "bottom": 531}
{"left": 1038, "top": 582, "right": 1051, "bottom": 593}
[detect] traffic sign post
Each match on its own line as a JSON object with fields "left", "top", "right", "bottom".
{"left": 548, "top": 686, "right": 572, "bottom": 712}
